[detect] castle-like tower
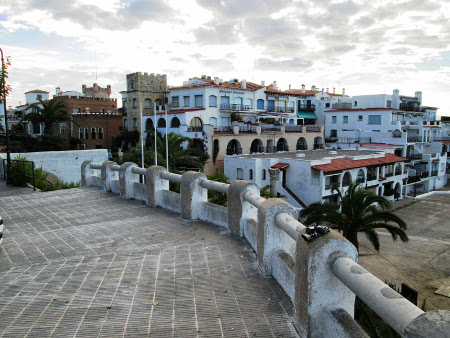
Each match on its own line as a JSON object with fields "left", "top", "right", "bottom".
{"left": 82, "top": 83, "right": 112, "bottom": 99}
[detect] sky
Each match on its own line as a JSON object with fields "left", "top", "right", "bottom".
{"left": 0, "top": 0, "right": 449, "bottom": 116}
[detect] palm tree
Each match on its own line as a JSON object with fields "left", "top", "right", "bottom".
{"left": 299, "top": 183, "right": 408, "bottom": 252}
{"left": 25, "top": 99, "right": 72, "bottom": 135}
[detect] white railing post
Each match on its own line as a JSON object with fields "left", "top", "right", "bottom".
{"left": 294, "top": 230, "right": 357, "bottom": 338}
{"left": 101, "top": 161, "right": 118, "bottom": 192}
{"left": 180, "top": 171, "right": 207, "bottom": 220}
{"left": 146, "top": 165, "right": 168, "bottom": 208}
{"left": 81, "top": 160, "right": 94, "bottom": 186}
{"left": 227, "top": 180, "right": 260, "bottom": 236}
{"left": 256, "top": 198, "right": 297, "bottom": 275}
{"left": 119, "top": 162, "right": 139, "bottom": 198}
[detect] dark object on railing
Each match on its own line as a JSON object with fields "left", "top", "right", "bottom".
{"left": 401, "top": 283, "right": 418, "bottom": 306}
{"left": 3, "top": 159, "right": 36, "bottom": 191}
{"left": 302, "top": 225, "right": 330, "bottom": 242}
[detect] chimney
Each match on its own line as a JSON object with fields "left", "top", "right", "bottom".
{"left": 56, "top": 87, "right": 61, "bottom": 95}
{"left": 289, "top": 84, "right": 291, "bottom": 90}
{"left": 342, "top": 88, "right": 346, "bottom": 96}
{"left": 312, "top": 85, "right": 316, "bottom": 91}
{"left": 273, "top": 81, "right": 277, "bottom": 90}
{"left": 322, "top": 88, "right": 324, "bottom": 94}
{"left": 302, "top": 84, "right": 305, "bottom": 94}
{"left": 333, "top": 87, "right": 336, "bottom": 94}
{"left": 201, "top": 75, "right": 206, "bottom": 79}
{"left": 415, "top": 91, "right": 422, "bottom": 108}
{"left": 214, "top": 77, "right": 219, "bottom": 85}
{"left": 241, "top": 79, "right": 247, "bottom": 89}
{"left": 326, "top": 88, "right": 329, "bottom": 93}
{"left": 393, "top": 89, "right": 400, "bottom": 109}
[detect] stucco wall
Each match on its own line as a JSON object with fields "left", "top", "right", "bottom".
{"left": 1, "top": 149, "right": 108, "bottom": 183}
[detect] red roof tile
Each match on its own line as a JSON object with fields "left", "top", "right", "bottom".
{"left": 271, "top": 163, "right": 290, "bottom": 169}
{"left": 312, "top": 153, "right": 407, "bottom": 173}
{"left": 24, "top": 89, "right": 50, "bottom": 94}
{"left": 169, "top": 81, "right": 263, "bottom": 92}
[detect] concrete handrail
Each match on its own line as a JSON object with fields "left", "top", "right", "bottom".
{"left": 275, "top": 213, "right": 305, "bottom": 240}
{"left": 199, "top": 179, "right": 229, "bottom": 194}
{"left": 332, "top": 256, "right": 424, "bottom": 335}
{"left": 131, "top": 167, "right": 146, "bottom": 175}
{"left": 244, "top": 190, "right": 266, "bottom": 208}
{"left": 111, "top": 165, "right": 121, "bottom": 171}
{"left": 90, "top": 163, "right": 102, "bottom": 170}
{"left": 160, "top": 171, "right": 182, "bottom": 183}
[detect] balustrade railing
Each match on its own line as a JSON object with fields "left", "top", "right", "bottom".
{"left": 81, "top": 160, "right": 449, "bottom": 338}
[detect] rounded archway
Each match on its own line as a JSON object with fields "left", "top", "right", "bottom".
{"left": 277, "top": 138, "right": 288, "bottom": 151}
{"left": 145, "top": 118, "right": 154, "bottom": 131}
{"left": 296, "top": 137, "right": 307, "bottom": 150}
{"left": 170, "top": 117, "right": 180, "bottom": 128}
{"left": 342, "top": 171, "right": 352, "bottom": 186}
{"left": 189, "top": 117, "right": 203, "bottom": 132}
{"left": 157, "top": 118, "right": 166, "bottom": 128}
{"left": 314, "top": 136, "right": 323, "bottom": 149}
{"left": 356, "top": 169, "right": 365, "bottom": 183}
{"left": 267, "top": 139, "right": 274, "bottom": 153}
{"left": 227, "top": 139, "right": 242, "bottom": 155}
{"left": 250, "top": 139, "right": 264, "bottom": 153}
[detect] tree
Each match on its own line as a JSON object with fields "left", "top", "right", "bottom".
{"left": 299, "top": 183, "right": 408, "bottom": 252}
{"left": 25, "top": 98, "right": 72, "bottom": 135}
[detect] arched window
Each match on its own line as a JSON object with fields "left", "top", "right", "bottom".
{"left": 257, "top": 99, "right": 264, "bottom": 110}
{"left": 314, "top": 137, "right": 323, "bottom": 150}
{"left": 297, "top": 137, "right": 307, "bottom": 150}
{"left": 170, "top": 117, "right": 180, "bottom": 128}
{"left": 84, "top": 128, "right": 89, "bottom": 139}
{"left": 91, "top": 128, "right": 97, "bottom": 139}
{"left": 262, "top": 169, "right": 266, "bottom": 180}
{"left": 342, "top": 172, "right": 351, "bottom": 187}
{"left": 237, "top": 168, "right": 243, "bottom": 180}
{"left": 144, "top": 98, "right": 151, "bottom": 107}
{"left": 249, "top": 169, "right": 253, "bottom": 180}
{"left": 188, "top": 117, "right": 203, "bottom": 132}
{"left": 99, "top": 128, "right": 104, "bottom": 139}
{"left": 250, "top": 139, "right": 264, "bottom": 153}
{"left": 157, "top": 118, "right": 166, "bottom": 128}
{"left": 145, "top": 118, "right": 154, "bottom": 131}
{"left": 209, "top": 95, "right": 217, "bottom": 107}
{"left": 277, "top": 138, "right": 288, "bottom": 151}
{"left": 227, "top": 139, "right": 242, "bottom": 155}
{"left": 356, "top": 169, "right": 365, "bottom": 183}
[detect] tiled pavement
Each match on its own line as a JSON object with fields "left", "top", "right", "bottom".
{"left": 0, "top": 183, "right": 298, "bottom": 337}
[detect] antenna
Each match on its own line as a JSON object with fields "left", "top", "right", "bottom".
{"left": 95, "top": 49, "right": 98, "bottom": 82}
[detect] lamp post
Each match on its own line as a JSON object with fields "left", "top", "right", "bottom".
{"left": 0, "top": 47, "right": 11, "bottom": 170}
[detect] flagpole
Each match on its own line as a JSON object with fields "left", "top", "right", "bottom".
{"left": 165, "top": 105, "right": 169, "bottom": 171}
{"left": 140, "top": 102, "right": 145, "bottom": 169}
{"left": 154, "top": 102, "right": 157, "bottom": 166}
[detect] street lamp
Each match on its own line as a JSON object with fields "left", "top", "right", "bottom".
{"left": 0, "top": 47, "right": 11, "bottom": 169}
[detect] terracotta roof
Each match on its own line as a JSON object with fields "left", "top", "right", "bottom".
{"left": 169, "top": 80, "right": 263, "bottom": 92}
{"left": 24, "top": 89, "right": 50, "bottom": 94}
{"left": 312, "top": 153, "right": 407, "bottom": 173}
{"left": 326, "top": 108, "right": 399, "bottom": 112}
{"left": 157, "top": 108, "right": 205, "bottom": 115}
{"left": 271, "top": 163, "right": 290, "bottom": 169}
{"left": 265, "top": 88, "right": 346, "bottom": 97}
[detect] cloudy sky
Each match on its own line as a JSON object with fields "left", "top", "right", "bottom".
{"left": 1, "top": 0, "right": 449, "bottom": 115}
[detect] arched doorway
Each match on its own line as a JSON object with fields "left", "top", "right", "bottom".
{"left": 277, "top": 138, "right": 288, "bottom": 151}
{"left": 157, "top": 118, "right": 166, "bottom": 128}
{"left": 297, "top": 137, "right": 307, "bottom": 150}
{"left": 145, "top": 118, "right": 154, "bottom": 131}
{"left": 314, "top": 136, "right": 323, "bottom": 150}
{"left": 250, "top": 139, "right": 264, "bottom": 153}
{"left": 189, "top": 117, "right": 203, "bottom": 132}
{"left": 170, "top": 117, "right": 180, "bottom": 128}
{"left": 227, "top": 139, "right": 242, "bottom": 155}
{"left": 342, "top": 172, "right": 351, "bottom": 187}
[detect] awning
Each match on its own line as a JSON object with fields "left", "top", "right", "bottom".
{"left": 297, "top": 112, "right": 318, "bottom": 119}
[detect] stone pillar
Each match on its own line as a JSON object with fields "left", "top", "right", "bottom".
{"left": 101, "top": 161, "right": 118, "bottom": 192}
{"left": 146, "top": 166, "right": 168, "bottom": 208}
{"left": 119, "top": 162, "right": 139, "bottom": 199}
{"left": 269, "top": 168, "right": 280, "bottom": 197}
{"left": 227, "top": 180, "right": 260, "bottom": 236}
{"left": 81, "top": 160, "right": 94, "bottom": 186}
{"left": 180, "top": 171, "right": 207, "bottom": 220}
{"left": 403, "top": 309, "right": 450, "bottom": 337}
{"left": 257, "top": 198, "right": 297, "bottom": 275}
{"left": 294, "top": 229, "right": 357, "bottom": 337}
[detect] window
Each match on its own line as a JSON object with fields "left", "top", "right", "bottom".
{"left": 170, "top": 117, "right": 180, "bottom": 128}
{"left": 37, "top": 94, "right": 42, "bottom": 100}
{"left": 194, "top": 95, "right": 203, "bottom": 107}
{"left": 59, "top": 123, "right": 67, "bottom": 135}
{"left": 133, "top": 118, "right": 138, "bottom": 130}
{"left": 79, "top": 128, "right": 83, "bottom": 139}
{"left": 249, "top": 169, "right": 253, "bottom": 180}
{"left": 237, "top": 168, "right": 243, "bottom": 180}
{"left": 368, "top": 115, "right": 382, "bottom": 124}
{"left": 387, "top": 100, "right": 392, "bottom": 108}
{"left": 330, "top": 129, "right": 337, "bottom": 137}
{"left": 183, "top": 96, "right": 190, "bottom": 107}
{"left": 262, "top": 169, "right": 266, "bottom": 180}
{"left": 358, "top": 115, "right": 363, "bottom": 121}
{"left": 221, "top": 96, "right": 230, "bottom": 108}
{"left": 145, "top": 98, "right": 151, "bottom": 107}
{"left": 124, "top": 119, "right": 128, "bottom": 130}
{"left": 99, "top": 109, "right": 104, "bottom": 112}
{"left": 84, "top": 128, "right": 89, "bottom": 139}
{"left": 354, "top": 101, "right": 357, "bottom": 106}
{"left": 332, "top": 116, "right": 337, "bottom": 123}
{"left": 209, "top": 95, "right": 217, "bottom": 107}
{"left": 343, "top": 116, "right": 348, "bottom": 124}
{"left": 73, "top": 108, "right": 80, "bottom": 114}
{"left": 91, "top": 128, "right": 97, "bottom": 139}
{"left": 157, "top": 118, "right": 166, "bottom": 128}
{"left": 257, "top": 99, "right": 264, "bottom": 109}
{"left": 172, "top": 96, "right": 179, "bottom": 108}
{"left": 325, "top": 103, "right": 330, "bottom": 108}
{"left": 99, "top": 128, "right": 104, "bottom": 139}
{"left": 133, "top": 98, "right": 137, "bottom": 108}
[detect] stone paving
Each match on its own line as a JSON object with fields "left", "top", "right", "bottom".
{"left": 0, "top": 183, "right": 298, "bottom": 337}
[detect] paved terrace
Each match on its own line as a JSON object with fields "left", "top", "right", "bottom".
{"left": 0, "top": 182, "right": 297, "bottom": 337}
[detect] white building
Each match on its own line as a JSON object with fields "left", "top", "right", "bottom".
{"left": 225, "top": 149, "right": 409, "bottom": 208}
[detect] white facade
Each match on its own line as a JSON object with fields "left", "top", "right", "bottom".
{"left": 24, "top": 90, "right": 50, "bottom": 105}
{"left": 225, "top": 150, "right": 409, "bottom": 208}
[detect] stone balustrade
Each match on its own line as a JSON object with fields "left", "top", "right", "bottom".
{"left": 81, "top": 160, "right": 449, "bottom": 337}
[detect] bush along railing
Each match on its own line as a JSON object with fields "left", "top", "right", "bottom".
{"left": 81, "top": 160, "right": 450, "bottom": 338}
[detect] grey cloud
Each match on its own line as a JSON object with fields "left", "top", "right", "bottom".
{"left": 170, "top": 57, "right": 187, "bottom": 63}
{"left": 388, "top": 47, "right": 412, "bottom": 56}
{"left": 195, "top": 0, "right": 293, "bottom": 19}
{"left": 396, "top": 29, "right": 449, "bottom": 49}
{"left": 200, "top": 59, "right": 235, "bottom": 71}
{"left": 5, "top": 0, "right": 176, "bottom": 31}
{"left": 352, "top": 16, "right": 375, "bottom": 29}
{"left": 194, "top": 22, "right": 241, "bottom": 46}
{"left": 255, "top": 57, "right": 313, "bottom": 71}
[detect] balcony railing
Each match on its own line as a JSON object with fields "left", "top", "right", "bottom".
{"left": 187, "top": 126, "right": 203, "bottom": 132}
{"left": 306, "top": 125, "right": 321, "bottom": 132}
{"left": 400, "top": 102, "right": 421, "bottom": 112}
{"left": 367, "top": 173, "right": 377, "bottom": 181}
{"left": 296, "top": 145, "right": 307, "bottom": 150}
{"left": 313, "top": 144, "right": 323, "bottom": 150}
{"left": 284, "top": 125, "right": 303, "bottom": 132}
{"left": 261, "top": 125, "right": 282, "bottom": 133}
{"left": 250, "top": 147, "right": 265, "bottom": 153}
{"left": 431, "top": 170, "right": 438, "bottom": 176}
{"left": 297, "top": 104, "right": 316, "bottom": 110}
{"left": 226, "top": 147, "right": 242, "bottom": 155}
{"left": 277, "top": 145, "right": 289, "bottom": 151}
{"left": 407, "top": 136, "right": 423, "bottom": 142}
{"left": 220, "top": 103, "right": 252, "bottom": 111}
{"left": 336, "top": 137, "right": 371, "bottom": 144}
{"left": 407, "top": 154, "right": 422, "bottom": 160}
{"left": 266, "top": 106, "right": 295, "bottom": 113}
